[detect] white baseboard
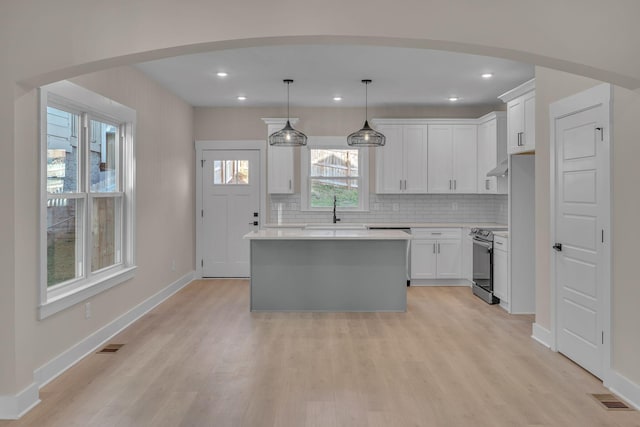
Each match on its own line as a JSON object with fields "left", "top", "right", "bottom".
{"left": 607, "top": 370, "right": 640, "bottom": 410}
{"left": 0, "top": 382, "right": 40, "bottom": 420}
{"left": 531, "top": 323, "right": 552, "bottom": 348}
{"left": 33, "top": 271, "right": 195, "bottom": 390}
{"left": 410, "top": 279, "right": 470, "bottom": 286}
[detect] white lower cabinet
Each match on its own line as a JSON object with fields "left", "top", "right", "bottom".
{"left": 493, "top": 235, "right": 509, "bottom": 309}
{"left": 410, "top": 228, "right": 461, "bottom": 281}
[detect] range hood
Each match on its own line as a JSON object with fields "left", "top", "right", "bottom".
{"left": 487, "top": 159, "right": 508, "bottom": 177}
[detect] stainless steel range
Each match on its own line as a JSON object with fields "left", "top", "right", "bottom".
{"left": 470, "top": 227, "right": 507, "bottom": 304}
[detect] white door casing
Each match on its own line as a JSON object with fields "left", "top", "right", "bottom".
{"left": 195, "top": 140, "right": 266, "bottom": 279}
{"left": 550, "top": 84, "right": 611, "bottom": 381}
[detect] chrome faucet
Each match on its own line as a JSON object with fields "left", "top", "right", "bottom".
{"left": 333, "top": 195, "right": 341, "bottom": 224}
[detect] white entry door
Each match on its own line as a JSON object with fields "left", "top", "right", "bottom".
{"left": 552, "top": 85, "right": 610, "bottom": 379}
{"left": 201, "top": 149, "right": 260, "bottom": 277}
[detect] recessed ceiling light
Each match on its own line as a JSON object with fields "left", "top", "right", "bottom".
{"left": 333, "top": 96, "right": 342, "bottom": 102}
{"left": 481, "top": 73, "right": 493, "bottom": 79}
{"left": 216, "top": 72, "right": 228, "bottom": 77}
{"left": 448, "top": 96, "right": 460, "bottom": 102}
{"left": 237, "top": 96, "right": 247, "bottom": 101}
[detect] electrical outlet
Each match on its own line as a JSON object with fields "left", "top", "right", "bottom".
{"left": 85, "top": 302, "right": 91, "bottom": 319}
{"left": 171, "top": 259, "right": 176, "bottom": 272}
{"left": 392, "top": 203, "right": 399, "bottom": 212}
{"left": 372, "top": 203, "right": 381, "bottom": 211}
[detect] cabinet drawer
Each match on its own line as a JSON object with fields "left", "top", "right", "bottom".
{"left": 411, "top": 228, "right": 461, "bottom": 240}
{"left": 494, "top": 235, "right": 508, "bottom": 250}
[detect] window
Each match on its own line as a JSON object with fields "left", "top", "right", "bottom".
{"left": 301, "top": 137, "right": 369, "bottom": 211}
{"left": 40, "top": 81, "right": 136, "bottom": 319}
{"left": 213, "top": 160, "right": 249, "bottom": 184}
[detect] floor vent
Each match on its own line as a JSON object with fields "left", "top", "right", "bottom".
{"left": 97, "top": 344, "right": 124, "bottom": 354}
{"left": 590, "top": 393, "right": 634, "bottom": 411}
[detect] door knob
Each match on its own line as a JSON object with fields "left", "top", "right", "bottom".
{"left": 553, "top": 243, "right": 562, "bottom": 252}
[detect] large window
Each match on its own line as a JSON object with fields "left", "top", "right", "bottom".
{"left": 40, "top": 81, "right": 136, "bottom": 318}
{"left": 301, "top": 137, "right": 369, "bottom": 211}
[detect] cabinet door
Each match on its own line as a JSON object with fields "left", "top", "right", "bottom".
{"left": 493, "top": 248, "right": 508, "bottom": 303}
{"left": 375, "top": 125, "right": 404, "bottom": 193}
{"left": 522, "top": 91, "right": 535, "bottom": 151}
{"left": 507, "top": 98, "right": 524, "bottom": 154}
{"left": 452, "top": 125, "right": 477, "bottom": 193}
{"left": 461, "top": 231, "right": 474, "bottom": 282}
{"left": 477, "top": 119, "right": 497, "bottom": 194}
{"left": 436, "top": 240, "right": 461, "bottom": 278}
{"left": 403, "top": 125, "right": 429, "bottom": 193}
{"left": 427, "top": 125, "right": 453, "bottom": 193}
{"left": 410, "top": 239, "right": 438, "bottom": 279}
{"left": 267, "top": 145, "right": 294, "bottom": 193}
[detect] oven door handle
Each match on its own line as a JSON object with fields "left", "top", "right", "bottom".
{"left": 472, "top": 239, "right": 493, "bottom": 250}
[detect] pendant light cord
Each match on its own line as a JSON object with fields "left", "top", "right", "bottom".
{"left": 365, "top": 81, "right": 368, "bottom": 122}
{"left": 287, "top": 81, "right": 290, "bottom": 121}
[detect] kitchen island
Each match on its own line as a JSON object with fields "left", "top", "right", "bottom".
{"left": 244, "top": 229, "right": 411, "bottom": 312}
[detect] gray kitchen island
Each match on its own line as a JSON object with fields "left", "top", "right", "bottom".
{"left": 244, "top": 228, "right": 411, "bottom": 312}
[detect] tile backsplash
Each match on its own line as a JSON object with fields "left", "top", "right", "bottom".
{"left": 269, "top": 193, "right": 507, "bottom": 225}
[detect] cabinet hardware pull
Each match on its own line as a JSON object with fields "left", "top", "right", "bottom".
{"left": 400, "top": 180, "right": 403, "bottom": 191}
{"left": 289, "top": 179, "right": 292, "bottom": 190}
{"left": 486, "top": 179, "right": 490, "bottom": 190}
{"left": 454, "top": 180, "right": 457, "bottom": 190}
{"left": 431, "top": 232, "right": 442, "bottom": 235}
{"left": 433, "top": 243, "right": 436, "bottom": 254}
{"left": 438, "top": 243, "right": 440, "bottom": 253}
{"left": 449, "top": 180, "right": 452, "bottom": 190}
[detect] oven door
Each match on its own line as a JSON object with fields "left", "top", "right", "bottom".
{"left": 472, "top": 238, "right": 493, "bottom": 292}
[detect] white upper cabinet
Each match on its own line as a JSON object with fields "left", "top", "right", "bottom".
{"left": 499, "top": 79, "right": 535, "bottom": 154}
{"left": 375, "top": 124, "right": 428, "bottom": 194}
{"left": 477, "top": 112, "right": 507, "bottom": 194}
{"left": 263, "top": 119, "right": 296, "bottom": 194}
{"left": 427, "top": 124, "right": 477, "bottom": 193}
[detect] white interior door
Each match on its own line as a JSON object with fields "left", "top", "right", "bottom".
{"left": 554, "top": 93, "right": 609, "bottom": 379}
{"left": 202, "top": 149, "right": 260, "bottom": 277}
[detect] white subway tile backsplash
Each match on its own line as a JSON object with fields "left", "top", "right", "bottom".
{"left": 269, "top": 193, "right": 508, "bottom": 224}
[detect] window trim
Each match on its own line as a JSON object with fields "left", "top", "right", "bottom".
{"left": 39, "top": 81, "right": 137, "bottom": 319}
{"left": 300, "top": 136, "right": 369, "bottom": 212}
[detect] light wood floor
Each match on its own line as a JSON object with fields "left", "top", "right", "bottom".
{"left": 3, "top": 280, "right": 639, "bottom": 427}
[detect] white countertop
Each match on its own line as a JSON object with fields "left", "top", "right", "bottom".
{"left": 263, "top": 222, "right": 507, "bottom": 229}
{"left": 493, "top": 231, "right": 509, "bottom": 238}
{"left": 244, "top": 229, "right": 412, "bottom": 240}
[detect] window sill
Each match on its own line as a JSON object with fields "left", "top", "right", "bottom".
{"left": 38, "top": 266, "right": 137, "bottom": 320}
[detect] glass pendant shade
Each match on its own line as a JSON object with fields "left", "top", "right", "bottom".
{"left": 347, "top": 80, "right": 385, "bottom": 147}
{"left": 269, "top": 79, "right": 307, "bottom": 146}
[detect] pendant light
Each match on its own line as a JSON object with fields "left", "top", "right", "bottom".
{"left": 269, "top": 79, "right": 307, "bottom": 146}
{"left": 347, "top": 79, "right": 385, "bottom": 147}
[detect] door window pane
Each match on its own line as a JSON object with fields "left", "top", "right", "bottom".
{"left": 47, "top": 198, "right": 82, "bottom": 286}
{"left": 91, "top": 197, "right": 120, "bottom": 272}
{"left": 310, "top": 178, "right": 359, "bottom": 208}
{"left": 47, "top": 107, "right": 80, "bottom": 193}
{"left": 213, "top": 160, "right": 249, "bottom": 184}
{"left": 90, "top": 120, "right": 119, "bottom": 192}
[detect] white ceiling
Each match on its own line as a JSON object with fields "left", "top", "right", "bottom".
{"left": 135, "top": 45, "right": 534, "bottom": 108}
